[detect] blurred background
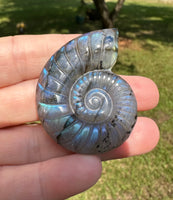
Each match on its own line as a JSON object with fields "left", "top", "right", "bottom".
{"left": 0, "top": 0, "right": 172, "bottom": 199}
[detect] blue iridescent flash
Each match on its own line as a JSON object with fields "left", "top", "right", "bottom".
{"left": 36, "top": 29, "right": 137, "bottom": 154}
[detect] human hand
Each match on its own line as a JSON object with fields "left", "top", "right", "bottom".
{"left": 0, "top": 35, "right": 159, "bottom": 200}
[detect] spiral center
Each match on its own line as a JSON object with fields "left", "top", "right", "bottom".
{"left": 69, "top": 72, "right": 113, "bottom": 123}
{"left": 84, "top": 88, "right": 109, "bottom": 112}
{"left": 90, "top": 97, "right": 99, "bottom": 108}
{"left": 85, "top": 90, "right": 103, "bottom": 110}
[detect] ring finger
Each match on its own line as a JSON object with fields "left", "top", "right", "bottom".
{"left": 0, "top": 117, "right": 159, "bottom": 165}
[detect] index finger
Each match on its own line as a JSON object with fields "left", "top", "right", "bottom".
{"left": 0, "top": 34, "right": 79, "bottom": 88}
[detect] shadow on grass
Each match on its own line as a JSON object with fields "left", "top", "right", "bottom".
{"left": 0, "top": 0, "right": 173, "bottom": 45}
{"left": 113, "top": 61, "right": 138, "bottom": 75}
{"left": 0, "top": 0, "right": 83, "bottom": 35}
{"left": 115, "top": 2, "right": 173, "bottom": 44}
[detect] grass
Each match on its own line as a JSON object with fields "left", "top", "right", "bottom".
{"left": 0, "top": 0, "right": 173, "bottom": 199}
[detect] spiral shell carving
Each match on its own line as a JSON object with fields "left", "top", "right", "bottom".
{"left": 36, "top": 29, "right": 137, "bottom": 154}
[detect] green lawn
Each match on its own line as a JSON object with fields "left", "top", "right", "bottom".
{"left": 0, "top": 0, "right": 173, "bottom": 199}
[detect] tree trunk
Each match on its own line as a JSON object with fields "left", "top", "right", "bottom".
{"left": 110, "top": 0, "right": 125, "bottom": 21}
{"left": 93, "top": 0, "right": 113, "bottom": 28}
{"left": 93, "top": 0, "right": 125, "bottom": 28}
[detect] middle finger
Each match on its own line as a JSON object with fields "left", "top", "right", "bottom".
{"left": 0, "top": 76, "right": 159, "bottom": 128}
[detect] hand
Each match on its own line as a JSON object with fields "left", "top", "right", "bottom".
{"left": 0, "top": 35, "right": 159, "bottom": 200}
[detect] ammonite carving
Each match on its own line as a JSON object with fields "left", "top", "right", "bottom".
{"left": 36, "top": 29, "right": 137, "bottom": 154}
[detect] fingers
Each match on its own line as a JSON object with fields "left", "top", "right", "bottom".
{"left": 0, "top": 125, "right": 71, "bottom": 165}
{"left": 0, "top": 76, "right": 159, "bottom": 128}
{"left": 0, "top": 34, "right": 79, "bottom": 88}
{"left": 100, "top": 117, "right": 160, "bottom": 161}
{"left": 123, "top": 75, "right": 159, "bottom": 111}
{"left": 0, "top": 79, "right": 38, "bottom": 128}
{"left": 0, "top": 155, "right": 101, "bottom": 200}
{"left": 0, "top": 117, "right": 159, "bottom": 165}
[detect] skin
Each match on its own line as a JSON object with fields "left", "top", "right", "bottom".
{"left": 0, "top": 35, "right": 160, "bottom": 200}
